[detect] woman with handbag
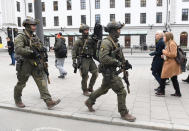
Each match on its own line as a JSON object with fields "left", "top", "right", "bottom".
{"left": 156, "top": 32, "right": 182, "bottom": 97}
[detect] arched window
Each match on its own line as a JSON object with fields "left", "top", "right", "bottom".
{"left": 180, "top": 32, "right": 188, "bottom": 47}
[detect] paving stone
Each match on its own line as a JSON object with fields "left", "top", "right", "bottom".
{"left": 0, "top": 52, "right": 189, "bottom": 130}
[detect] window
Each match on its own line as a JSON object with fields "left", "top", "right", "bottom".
{"left": 125, "top": 13, "right": 131, "bottom": 24}
{"left": 43, "top": 17, "right": 46, "bottom": 27}
{"left": 17, "top": 1, "right": 20, "bottom": 12}
{"left": 110, "top": 14, "right": 115, "bottom": 21}
{"left": 157, "top": 0, "right": 162, "bottom": 6}
{"left": 140, "top": 13, "right": 146, "bottom": 24}
{"left": 95, "top": 14, "right": 101, "bottom": 23}
{"left": 28, "top": 3, "right": 32, "bottom": 13}
{"left": 140, "top": 35, "right": 146, "bottom": 46}
{"left": 42, "top": 2, "right": 45, "bottom": 12}
{"left": 110, "top": 0, "right": 115, "bottom": 8}
{"left": 156, "top": 12, "right": 162, "bottom": 23}
{"left": 125, "top": 0, "right": 130, "bottom": 7}
{"left": 54, "top": 16, "right": 59, "bottom": 26}
{"left": 81, "top": 15, "right": 86, "bottom": 24}
{"left": 67, "top": 16, "right": 72, "bottom": 26}
{"left": 95, "top": 0, "right": 100, "bottom": 9}
{"left": 80, "top": 0, "right": 86, "bottom": 10}
{"left": 17, "top": 17, "right": 21, "bottom": 27}
{"left": 67, "top": 0, "right": 72, "bottom": 10}
{"left": 141, "top": 0, "right": 146, "bottom": 7}
{"left": 182, "top": 9, "right": 188, "bottom": 21}
{"left": 53, "top": 1, "right": 58, "bottom": 11}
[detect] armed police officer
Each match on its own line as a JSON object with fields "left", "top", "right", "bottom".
{"left": 85, "top": 22, "right": 136, "bottom": 122}
{"left": 72, "top": 24, "right": 98, "bottom": 96}
{"left": 14, "top": 18, "right": 61, "bottom": 109}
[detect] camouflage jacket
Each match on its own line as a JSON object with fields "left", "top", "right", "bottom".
{"left": 72, "top": 36, "right": 97, "bottom": 63}
{"left": 99, "top": 36, "right": 125, "bottom": 67}
{"left": 14, "top": 30, "right": 47, "bottom": 62}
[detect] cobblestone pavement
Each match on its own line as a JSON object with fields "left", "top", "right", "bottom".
{"left": 0, "top": 52, "right": 189, "bottom": 131}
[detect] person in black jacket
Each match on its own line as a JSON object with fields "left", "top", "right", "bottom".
{"left": 54, "top": 34, "right": 67, "bottom": 78}
{"left": 149, "top": 31, "right": 165, "bottom": 91}
{"left": 6, "top": 37, "right": 15, "bottom": 65}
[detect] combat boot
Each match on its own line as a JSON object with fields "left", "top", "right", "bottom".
{"left": 46, "top": 99, "right": 61, "bottom": 110}
{"left": 85, "top": 100, "right": 95, "bottom": 112}
{"left": 83, "top": 91, "right": 90, "bottom": 96}
{"left": 15, "top": 101, "right": 26, "bottom": 108}
{"left": 121, "top": 113, "right": 136, "bottom": 122}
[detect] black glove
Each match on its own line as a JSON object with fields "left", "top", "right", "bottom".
{"left": 72, "top": 63, "right": 77, "bottom": 69}
{"left": 123, "top": 60, "right": 132, "bottom": 70}
{"left": 31, "top": 50, "right": 41, "bottom": 59}
{"left": 113, "top": 61, "right": 122, "bottom": 67}
{"left": 149, "top": 52, "right": 155, "bottom": 56}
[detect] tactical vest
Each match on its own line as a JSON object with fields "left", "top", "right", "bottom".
{"left": 77, "top": 37, "right": 95, "bottom": 57}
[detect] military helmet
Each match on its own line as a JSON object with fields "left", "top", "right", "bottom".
{"left": 22, "top": 17, "right": 39, "bottom": 27}
{"left": 79, "top": 24, "right": 89, "bottom": 33}
{"left": 104, "top": 21, "right": 125, "bottom": 32}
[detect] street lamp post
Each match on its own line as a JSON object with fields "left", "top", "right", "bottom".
{"left": 89, "top": 0, "right": 92, "bottom": 32}
{"left": 34, "top": 0, "right": 44, "bottom": 43}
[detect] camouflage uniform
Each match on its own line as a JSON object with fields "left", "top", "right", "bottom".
{"left": 14, "top": 18, "right": 60, "bottom": 109}
{"left": 85, "top": 22, "right": 136, "bottom": 122}
{"left": 72, "top": 24, "right": 98, "bottom": 95}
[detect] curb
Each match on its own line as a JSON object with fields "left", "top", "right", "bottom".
{"left": 0, "top": 104, "right": 189, "bottom": 131}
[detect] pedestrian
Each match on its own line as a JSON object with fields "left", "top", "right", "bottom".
{"left": 156, "top": 32, "right": 182, "bottom": 97}
{"left": 149, "top": 31, "right": 165, "bottom": 91}
{"left": 72, "top": 24, "right": 98, "bottom": 96}
{"left": 14, "top": 17, "right": 60, "bottom": 109}
{"left": 6, "top": 37, "right": 15, "bottom": 66}
{"left": 85, "top": 21, "right": 136, "bottom": 122}
{"left": 54, "top": 33, "right": 67, "bottom": 78}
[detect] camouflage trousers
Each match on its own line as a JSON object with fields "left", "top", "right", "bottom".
{"left": 79, "top": 58, "right": 98, "bottom": 92}
{"left": 14, "top": 60, "right": 51, "bottom": 103}
{"left": 86, "top": 74, "right": 129, "bottom": 116}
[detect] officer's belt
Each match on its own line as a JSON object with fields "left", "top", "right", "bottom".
{"left": 81, "top": 54, "right": 92, "bottom": 59}
{"left": 102, "top": 66, "right": 117, "bottom": 72}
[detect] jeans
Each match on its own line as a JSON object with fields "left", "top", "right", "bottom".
{"left": 10, "top": 52, "right": 15, "bottom": 65}
{"left": 160, "top": 76, "right": 181, "bottom": 94}
{"left": 55, "top": 58, "right": 67, "bottom": 76}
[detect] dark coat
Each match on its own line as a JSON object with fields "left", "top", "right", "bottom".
{"left": 150, "top": 38, "right": 165, "bottom": 73}
{"left": 7, "top": 41, "right": 14, "bottom": 55}
{"left": 54, "top": 38, "right": 67, "bottom": 58}
{"left": 161, "top": 40, "right": 181, "bottom": 78}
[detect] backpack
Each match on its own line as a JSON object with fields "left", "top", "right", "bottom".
{"left": 175, "top": 47, "right": 187, "bottom": 72}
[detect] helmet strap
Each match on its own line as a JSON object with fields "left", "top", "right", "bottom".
{"left": 109, "top": 30, "right": 120, "bottom": 42}
{"left": 25, "top": 25, "right": 33, "bottom": 35}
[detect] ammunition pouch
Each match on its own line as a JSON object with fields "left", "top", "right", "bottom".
{"left": 99, "top": 64, "right": 117, "bottom": 81}
{"left": 16, "top": 59, "right": 24, "bottom": 72}
{"left": 77, "top": 56, "right": 82, "bottom": 68}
